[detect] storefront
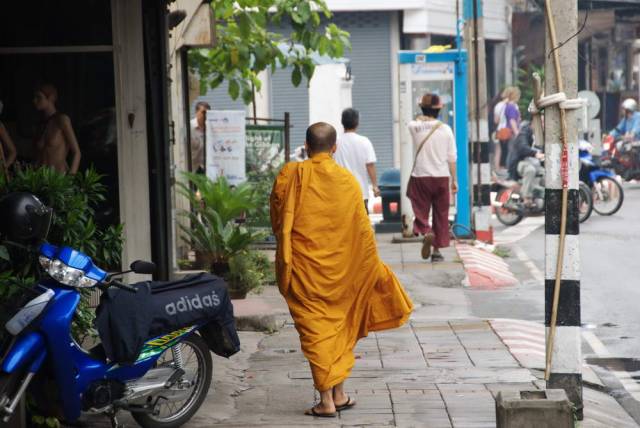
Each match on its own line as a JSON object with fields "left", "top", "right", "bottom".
{"left": 0, "top": 0, "right": 173, "bottom": 279}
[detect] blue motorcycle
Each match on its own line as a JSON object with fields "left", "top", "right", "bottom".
{"left": 579, "top": 140, "right": 624, "bottom": 216}
{"left": 0, "top": 193, "right": 234, "bottom": 428}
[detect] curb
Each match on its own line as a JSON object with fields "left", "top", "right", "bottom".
{"left": 490, "top": 318, "right": 606, "bottom": 390}
{"left": 455, "top": 243, "right": 518, "bottom": 288}
{"left": 232, "top": 297, "right": 285, "bottom": 333}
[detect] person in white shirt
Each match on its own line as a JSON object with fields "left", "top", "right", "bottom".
{"left": 190, "top": 101, "right": 210, "bottom": 173}
{"left": 407, "top": 94, "right": 457, "bottom": 262}
{"left": 334, "top": 108, "right": 379, "bottom": 213}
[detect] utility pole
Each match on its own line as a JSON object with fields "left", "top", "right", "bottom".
{"left": 463, "top": 0, "right": 492, "bottom": 242}
{"left": 544, "top": 0, "right": 582, "bottom": 420}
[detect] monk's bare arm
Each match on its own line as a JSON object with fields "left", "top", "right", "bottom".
{"left": 60, "top": 115, "right": 81, "bottom": 174}
{"left": 0, "top": 123, "right": 16, "bottom": 167}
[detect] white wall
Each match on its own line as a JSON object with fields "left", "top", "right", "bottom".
{"left": 403, "top": 0, "right": 509, "bottom": 41}
{"left": 308, "top": 63, "right": 353, "bottom": 135}
{"left": 325, "top": 0, "right": 423, "bottom": 11}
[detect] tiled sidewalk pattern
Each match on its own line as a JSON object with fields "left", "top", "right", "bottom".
{"left": 225, "top": 319, "right": 533, "bottom": 428}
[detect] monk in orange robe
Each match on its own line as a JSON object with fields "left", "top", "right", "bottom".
{"left": 270, "top": 122, "right": 413, "bottom": 417}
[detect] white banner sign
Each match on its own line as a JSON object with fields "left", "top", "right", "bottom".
{"left": 205, "top": 110, "right": 246, "bottom": 185}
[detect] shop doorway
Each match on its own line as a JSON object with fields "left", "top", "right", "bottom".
{"left": 0, "top": 0, "right": 119, "bottom": 226}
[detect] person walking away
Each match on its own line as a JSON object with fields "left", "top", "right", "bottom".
{"left": 407, "top": 94, "right": 457, "bottom": 263}
{"left": 493, "top": 86, "right": 521, "bottom": 173}
{"left": 506, "top": 122, "right": 544, "bottom": 210}
{"left": 0, "top": 100, "right": 17, "bottom": 180}
{"left": 609, "top": 98, "right": 640, "bottom": 142}
{"left": 33, "top": 83, "right": 81, "bottom": 175}
{"left": 270, "top": 122, "right": 413, "bottom": 417}
{"left": 334, "top": 108, "right": 379, "bottom": 213}
{"left": 190, "top": 101, "right": 210, "bottom": 173}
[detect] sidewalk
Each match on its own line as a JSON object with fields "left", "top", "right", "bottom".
{"left": 188, "top": 235, "right": 637, "bottom": 427}
{"left": 88, "top": 235, "right": 637, "bottom": 427}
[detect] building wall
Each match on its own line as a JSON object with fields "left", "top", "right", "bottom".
{"left": 196, "top": 11, "right": 396, "bottom": 170}
{"left": 332, "top": 12, "right": 395, "bottom": 170}
{"left": 403, "top": 0, "right": 510, "bottom": 41}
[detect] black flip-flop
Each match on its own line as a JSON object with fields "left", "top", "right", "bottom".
{"left": 304, "top": 407, "right": 337, "bottom": 418}
{"left": 336, "top": 396, "right": 356, "bottom": 411}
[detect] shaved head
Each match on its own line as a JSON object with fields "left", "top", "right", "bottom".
{"left": 305, "top": 122, "right": 337, "bottom": 155}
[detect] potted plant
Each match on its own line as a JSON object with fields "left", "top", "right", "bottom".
{"left": 178, "top": 173, "right": 266, "bottom": 294}
{"left": 225, "top": 250, "right": 267, "bottom": 299}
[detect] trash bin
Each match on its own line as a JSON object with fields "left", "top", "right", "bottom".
{"left": 378, "top": 168, "right": 401, "bottom": 225}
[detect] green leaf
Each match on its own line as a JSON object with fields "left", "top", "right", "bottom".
{"left": 302, "top": 62, "right": 315, "bottom": 81}
{"left": 229, "top": 79, "right": 240, "bottom": 100}
{"left": 298, "top": 3, "right": 311, "bottom": 22}
{"left": 237, "top": 12, "right": 252, "bottom": 39}
{"left": 291, "top": 65, "right": 302, "bottom": 87}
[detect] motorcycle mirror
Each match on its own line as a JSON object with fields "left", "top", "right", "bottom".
{"left": 130, "top": 260, "right": 156, "bottom": 275}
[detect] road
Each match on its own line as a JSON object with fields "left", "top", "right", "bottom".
{"left": 501, "top": 182, "right": 640, "bottom": 357}
{"left": 466, "top": 181, "right": 640, "bottom": 421}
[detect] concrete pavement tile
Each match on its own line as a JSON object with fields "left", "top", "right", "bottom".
{"left": 483, "top": 382, "right": 538, "bottom": 397}
{"left": 390, "top": 389, "right": 442, "bottom": 398}
{"left": 381, "top": 359, "right": 428, "bottom": 370}
{"left": 412, "top": 320, "right": 451, "bottom": 326}
{"left": 347, "top": 395, "right": 392, "bottom": 409}
{"left": 395, "top": 415, "right": 453, "bottom": 428}
{"left": 450, "top": 417, "right": 496, "bottom": 428}
{"left": 387, "top": 382, "right": 438, "bottom": 390}
{"left": 393, "top": 401, "right": 448, "bottom": 412}
{"left": 351, "top": 389, "right": 388, "bottom": 395}
{"left": 436, "top": 384, "right": 489, "bottom": 392}
{"left": 355, "top": 358, "right": 384, "bottom": 369}
{"left": 337, "top": 412, "right": 395, "bottom": 425}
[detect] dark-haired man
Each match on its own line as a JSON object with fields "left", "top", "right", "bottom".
{"left": 190, "top": 101, "right": 211, "bottom": 173}
{"left": 406, "top": 94, "right": 457, "bottom": 262}
{"left": 334, "top": 108, "right": 379, "bottom": 213}
{"left": 270, "top": 122, "right": 413, "bottom": 418}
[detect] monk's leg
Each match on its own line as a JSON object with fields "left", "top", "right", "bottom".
{"left": 333, "top": 382, "right": 347, "bottom": 404}
{"left": 334, "top": 381, "right": 358, "bottom": 407}
{"left": 305, "top": 388, "right": 336, "bottom": 415}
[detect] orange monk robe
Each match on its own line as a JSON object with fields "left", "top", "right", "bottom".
{"left": 270, "top": 153, "right": 413, "bottom": 391}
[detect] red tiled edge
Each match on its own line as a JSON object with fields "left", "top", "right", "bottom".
{"left": 455, "top": 243, "right": 518, "bottom": 289}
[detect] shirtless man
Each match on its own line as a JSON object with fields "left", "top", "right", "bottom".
{"left": 33, "top": 84, "right": 81, "bottom": 174}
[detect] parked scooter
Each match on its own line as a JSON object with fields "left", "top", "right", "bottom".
{"left": 0, "top": 193, "right": 239, "bottom": 428}
{"left": 579, "top": 140, "right": 624, "bottom": 216}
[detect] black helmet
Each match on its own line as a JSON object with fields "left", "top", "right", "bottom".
{"left": 0, "top": 193, "right": 52, "bottom": 243}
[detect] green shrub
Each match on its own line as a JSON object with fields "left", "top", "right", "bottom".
{"left": 226, "top": 250, "right": 270, "bottom": 296}
{"left": 178, "top": 173, "right": 266, "bottom": 265}
{"left": 0, "top": 167, "right": 124, "bottom": 339}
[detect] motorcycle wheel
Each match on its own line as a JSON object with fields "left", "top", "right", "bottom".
{"left": 592, "top": 176, "right": 624, "bottom": 216}
{"left": 132, "top": 334, "right": 212, "bottom": 428}
{"left": 578, "top": 182, "right": 593, "bottom": 223}
{"left": 495, "top": 189, "right": 524, "bottom": 226}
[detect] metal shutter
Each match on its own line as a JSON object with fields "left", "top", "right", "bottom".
{"left": 271, "top": 69, "right": 309, "bottom": 153}
{"left": 333, "top": 12, "right": 394, "bottom": 170}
